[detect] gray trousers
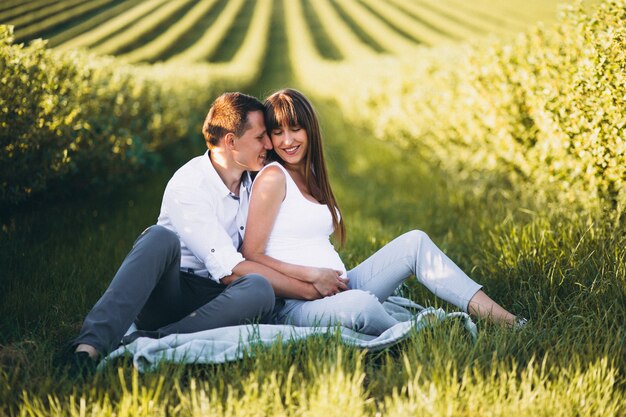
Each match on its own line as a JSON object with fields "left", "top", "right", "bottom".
{"left": 74, "top": 225, "right": 275, "bottom": 355}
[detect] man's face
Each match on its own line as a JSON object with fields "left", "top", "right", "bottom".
{"left": 232, "top": 110, "right": 272, "bottom": 171}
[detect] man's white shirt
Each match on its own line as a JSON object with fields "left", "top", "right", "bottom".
{"left": 157, "top": 151, "right": 251, "bottom": 282}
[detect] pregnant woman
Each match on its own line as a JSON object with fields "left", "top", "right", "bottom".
{"left": 242, "top": 88, "right": 525, "bottom": 335}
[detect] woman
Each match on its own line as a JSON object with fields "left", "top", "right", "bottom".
{"left": 242, "top": 88, "right": 525, "bottom": 335}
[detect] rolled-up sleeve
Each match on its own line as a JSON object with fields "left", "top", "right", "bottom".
{"left": 202, "top": 244, "right": 245, "bottom": 281}
{"left": 162, "top": 184, "right": 244, "bottom": 282}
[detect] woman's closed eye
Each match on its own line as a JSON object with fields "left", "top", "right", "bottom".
{"left": 272, "top": 125, "right": 301, "bottom": 136}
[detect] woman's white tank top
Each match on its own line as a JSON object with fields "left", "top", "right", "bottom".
{"left": 258, "top": 162, "right": 347, "bottom": 276}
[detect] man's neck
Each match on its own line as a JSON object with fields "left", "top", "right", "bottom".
{"left": 209, "top": 149, "right": 244, "bottom": 195}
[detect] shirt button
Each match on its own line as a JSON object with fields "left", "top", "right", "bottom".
{"left": 211, "top": 249, "right": 215, "bottom": 253}
{"left": 240, "top": 226, "right": 244, "bottom": 230}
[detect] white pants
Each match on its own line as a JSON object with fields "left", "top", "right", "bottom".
{"left": 274, "top": 230, "right": 482, "bottom": 335}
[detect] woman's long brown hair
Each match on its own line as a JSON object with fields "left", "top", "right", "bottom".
{"left": 264, "top": 89, "right": 346, "bottom": 245}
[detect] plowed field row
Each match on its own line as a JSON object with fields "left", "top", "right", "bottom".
{"left": 2, "top": 0, "right": 565, "bottom": 63}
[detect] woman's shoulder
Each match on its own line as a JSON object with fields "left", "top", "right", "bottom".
{"left": 254, "top": 162, "right": 287, "bottom": 190}
{"left": 258, "top": 161, "right": 287, "bottom": 178}
{"left": 260, "top": 161, "right": 286, "bottom": 173}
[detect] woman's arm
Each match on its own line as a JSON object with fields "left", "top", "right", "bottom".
{"left": 243, "top": 166, "right": 348, "bottom": 297}
{"left": 221, "top": 260, "right": 320, "bottom": 300}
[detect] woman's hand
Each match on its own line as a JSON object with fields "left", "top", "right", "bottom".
{"left": 307, "top": 267, "right": 349, "bottom": 297}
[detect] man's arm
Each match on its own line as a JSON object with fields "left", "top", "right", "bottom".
{"left": 162, "top": 182, "right": 245, "bottom": 281}
{"left": 222, "top": 260, "right": 321, "bottom": 300}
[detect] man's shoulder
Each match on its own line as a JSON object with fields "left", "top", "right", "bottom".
{"left": 168, "top": 154, "right": 208, "bottom": 187}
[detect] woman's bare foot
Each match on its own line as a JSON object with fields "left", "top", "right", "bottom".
{"left": 468, "top": 290, "right": 518, "bottom": 326}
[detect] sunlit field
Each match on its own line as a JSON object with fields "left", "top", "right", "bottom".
{"left": 1, "top": 0, "right": 624, "bottom": 415}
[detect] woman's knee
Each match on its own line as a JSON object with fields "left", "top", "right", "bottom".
{"left": 400, "top": 230, "right": 431, "bottom": 259}
{"left": 404, "top": 229, "right": 429, "bottom": 245}
{"left": 336, "top": 290, "right": 390, "bottom": 335}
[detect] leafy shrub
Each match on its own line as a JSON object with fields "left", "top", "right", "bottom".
{"left": 0, "top": 26, "right": 220, "bottom": 207}
{"left": 339, "top": 0, "right": 625, "bottom": 222}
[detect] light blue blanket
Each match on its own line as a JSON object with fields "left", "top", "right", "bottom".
{"left": 101, "top": 297, "right": 476, "bottom": 372}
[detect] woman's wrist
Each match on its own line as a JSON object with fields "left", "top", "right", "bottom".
{"left": 302, "top": 266, "right": 321, "bottom": 283}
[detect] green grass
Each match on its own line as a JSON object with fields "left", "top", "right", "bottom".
{"left": 112, "top": 0, "right": 198, "bottom": 55}
{"left": 246, "top": 0, "right": 291, "bottom": 99}
{"left": 328, "top": 0, "right": 385, "bottom": 54}
{"left": 157, "top": 0, "right": 229, "bottom": 62}
{"left": 1, "top": 1, "right": 625, "bottom": 415}
{"left": 46, "top": 0, "right": 143, "bottom": 48}
{"left": 1, "top": 92, "right": 624, "bottom": 415}
{"left": 207, "top": 0, "right": 256, "bottom": 63}
{"left": 85, "top": 1, "right": 158, "bottom": 49}
{"left": 356, "top": 0, "right": 423, "bottom": 45}
{"left": 18, "top": 0, "right": 123, "bottom": 43}
{"left": 301, "top": 0, "right": 343, "bottom": 60}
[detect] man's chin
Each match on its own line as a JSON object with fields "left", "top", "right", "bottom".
{"left": 259, "top": 157, "right": 271, "bottom": 168}
{"left": 249, "top": 162, "right": 265, "bottom": 172}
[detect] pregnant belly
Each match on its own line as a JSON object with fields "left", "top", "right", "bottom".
{"left": 266, "top": 238, "right": 347, "bottom": 276}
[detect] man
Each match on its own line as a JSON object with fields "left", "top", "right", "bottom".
{"left": 72, "top": 92, "right": 322, "bottom": 365}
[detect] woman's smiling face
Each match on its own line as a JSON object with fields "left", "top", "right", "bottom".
{"left": 270, "top": 124, "right": 308, "bottom": 167}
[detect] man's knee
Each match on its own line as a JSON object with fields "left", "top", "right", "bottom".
{"left": 142, "top": 225, "right": 178, "bottom": 244}
{"left": 135, "top": 225, "right": 179, "bottom": 254}
{"left": 233, "top": 274, "right": 275, "bottom": 312}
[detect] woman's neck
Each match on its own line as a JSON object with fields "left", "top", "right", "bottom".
{"left": 283, "top": 161, "right": 323, "bottom": 203}
{"left": 282, "top": 161, "right": 306, "bottom": 178}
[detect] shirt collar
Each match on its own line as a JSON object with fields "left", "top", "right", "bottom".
{"left": 204, "top": 151, "right": 252, "bottom": 198}
{"left": 241, "top": 171, "right": 252, "bottom": 194}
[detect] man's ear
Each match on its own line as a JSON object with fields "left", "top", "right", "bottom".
{"left": 224, "top": 132, "right": 237, "bottom": 149}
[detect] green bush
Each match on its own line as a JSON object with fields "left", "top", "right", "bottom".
{"left": 352, "top": 0, "right": 625, "bottom": 222}
{"left": 0, "top": 26, "right": 219, "bottom": 207}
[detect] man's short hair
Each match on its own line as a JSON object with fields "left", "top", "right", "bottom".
{"left": 202, "top": 92, "right": 264, "bottom": 147}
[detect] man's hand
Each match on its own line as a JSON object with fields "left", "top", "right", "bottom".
{"left": 219, "top": 274, "right": 238, "bottom": 286}
{"left": 307, "top": 267, "right": 349, "bottom": 297}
